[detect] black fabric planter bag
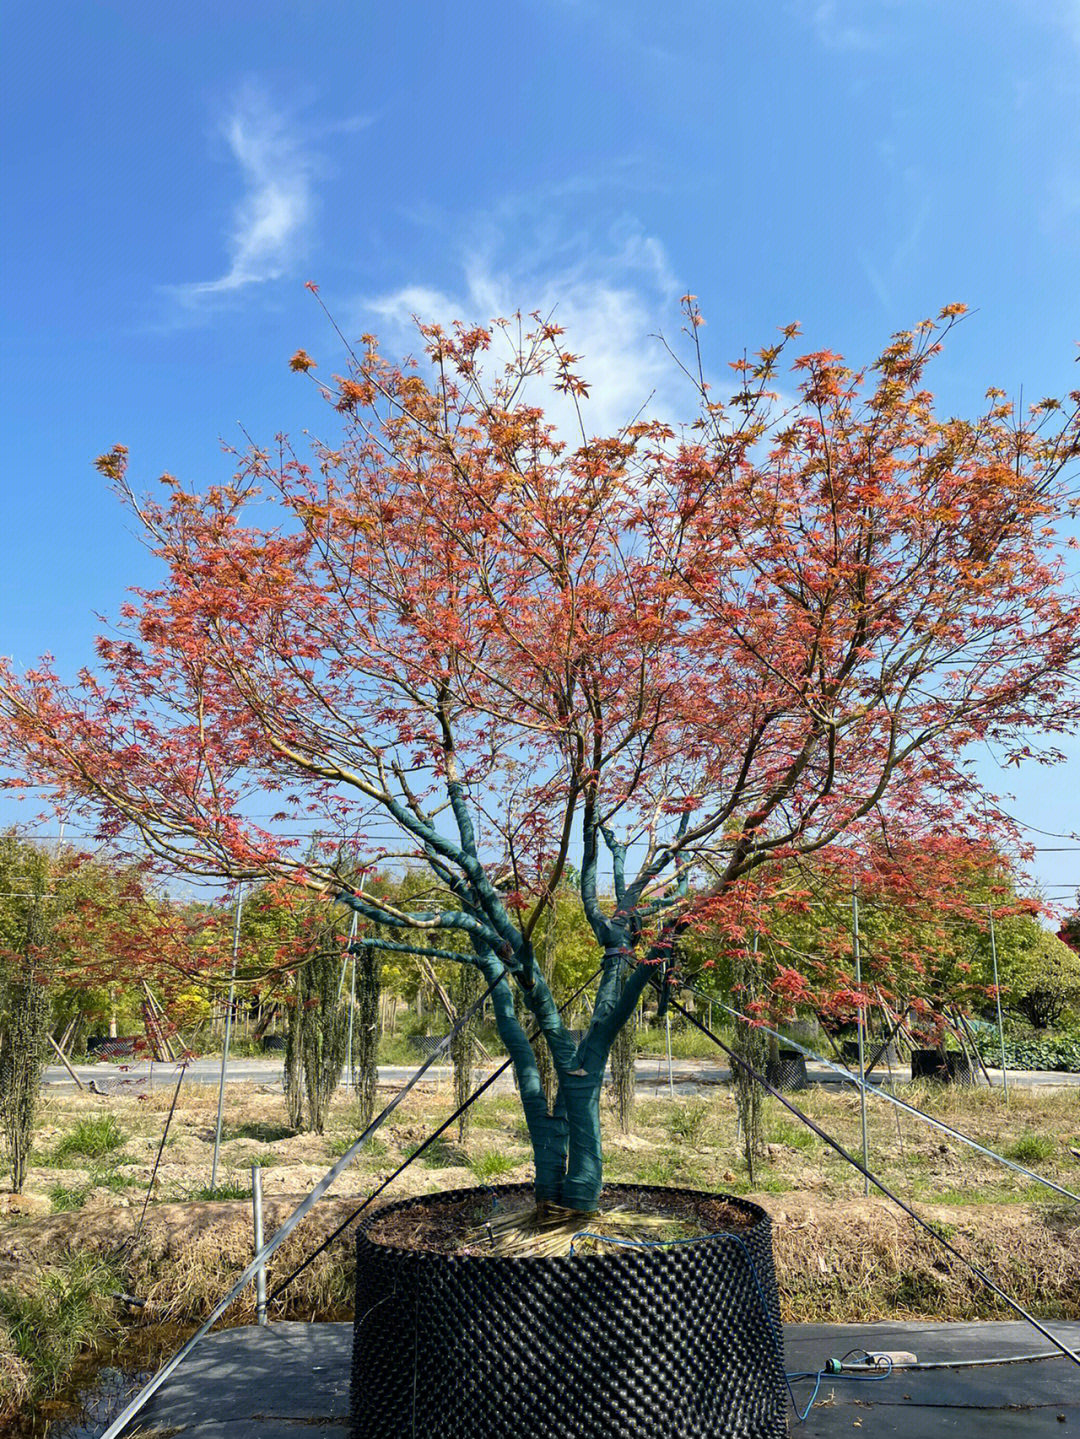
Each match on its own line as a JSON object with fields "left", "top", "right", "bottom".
{"left": 352, "top": 1183, "right": 787, "bottom": 1439}
{"left": 911, "top": 1049, "right": 974, "bottom": 1084}
{"left": 866, "top": 1039, "right": 901, "bottom": 1072}
{"left": 766, "top": 1048, "right": 808, "bottom": 1092}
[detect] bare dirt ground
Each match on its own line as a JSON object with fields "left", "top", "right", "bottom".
{"left": 2, "top": 1073, "right": 1078, "bottom": 1425}
{"left": 6, "top": 1082, "right": 1080, "bottom": 1318}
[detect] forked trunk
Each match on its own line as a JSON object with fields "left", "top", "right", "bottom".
{"left": 477, "top": 940, "right": 651, "bottom": 1213}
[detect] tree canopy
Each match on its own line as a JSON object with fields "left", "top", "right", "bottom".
{"left": 2, "top": 302, "right": 1078, "bottom": 1207}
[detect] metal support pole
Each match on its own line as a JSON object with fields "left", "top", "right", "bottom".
{"left": 345, "top": 912, "right": 358, "bottom": 1092}
{"left": 954, "top": 1005, "right": 995, "bottom": 1088}
{"left": 988, "top": 904, "right": 1009, "bottom": 1101}
{"left": 48, "top": 1032, "right": 85, "bottom": 1090}
{"left": 665, "top": 1008, "right": 674, "bottom": 1099}
{"left": 211, "top": 883, "right": 243, "bottom": 1192}
{"left": 852, "top": 879, "right": 870, "bottom": 1196}
{"left": 252, "top": 1164, "right": 267, "bottom": 1325}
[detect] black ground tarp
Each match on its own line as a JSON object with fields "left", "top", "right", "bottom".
{"left": 125, "top": 1319, "right": 1078, "bottom": 1438}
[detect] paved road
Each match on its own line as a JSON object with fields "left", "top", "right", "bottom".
{"left": 42, "top": 1054, "right": 1080, "bottom": 1094}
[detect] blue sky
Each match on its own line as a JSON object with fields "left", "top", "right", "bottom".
{"left": 2, "top": 0, "right": 1079, "bottom": 903}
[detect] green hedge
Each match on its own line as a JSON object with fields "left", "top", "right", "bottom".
{"left": 972, "top": 1033, "right": 1080, "bottom": 1072}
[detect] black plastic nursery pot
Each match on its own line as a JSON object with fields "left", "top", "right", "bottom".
{"left": 766, "top": 1047, "right": 808, "bottom": 1092}
{"left": 351, "top": 1183, "right": 787, "bottom": 1439}
{"left": 841, "top": 1038, "right": 901, "bottom": 1073}
{"left": 866, "top": 1039, "right": 901, "bottom": 1071}
{"left": 911, "top": 1048, "right": 974, "bottom": 1084}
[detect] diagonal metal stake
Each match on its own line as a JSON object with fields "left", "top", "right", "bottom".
{"left": 99, "top": 975, "right": 500, "bottom": 1439}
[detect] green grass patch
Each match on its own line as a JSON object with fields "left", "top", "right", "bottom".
{"left": 668, "top": 1101, "right": 711, "bottom": 1145}
{"left": 467, "top": 1111, "right": 504, "bottom": 1130}
{"left": 468, "top": 1150, "right": 521, "bottom": 1181}
{"left": 48, "top": 1183, "right": 90, "bottom": 1212}
{"left": 50, "top": 1114, "right": 126, "bottom": 1163}
{"left": 638, "top": 1154, "right": 680, "bottom": 1186}
{"left": 475, "top": 1096, "right": 524, "bottom": 1120}
{"left": 635, "top": 1100, "right": 672, "bottom": 1127}
{"left": 909, "top": 1179, "right": 1046, "bottom": 1206}
{"left": 752, "top": 1175, "right": 791, "bottom": 1193}
{"left": 221, "top": 1121, "right": 293, "bottom": 1143}
{"left": 327, "top": 1134, "right": 386, "bottom": 1159}
{"left": 406, "top": 1139, "right": 467, "bottom": 1170}
{"left": 188, "top": 1180, "right": 250, "bottom": 1201}
{"left": 92, "top": 1168, "right": 144, "bottom": 1193}
{"left": 765, "top": 1118, "right": 818, "bottom": 1152}
{"left": 376, "top": 1034, "right": 427, "bottom": 1064}
{"left": 1007, "top": 1133, "right": 1057, "bottom": 1164}
{"left": 636, "top": 1024, "right": 731, "bottom": 1060}
{"left": 417, "top": 1139, "right": 468, "bottom": 1174}
{"left": 0, "top": 1254, "right": 120, "bottom": 1397}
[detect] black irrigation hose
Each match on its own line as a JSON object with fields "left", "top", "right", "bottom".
{"left": 661, "top": 987, "right": 1080, "bottom": 1371}
{"left": 269, "top": 966, "right": 604, "bottom": 1303}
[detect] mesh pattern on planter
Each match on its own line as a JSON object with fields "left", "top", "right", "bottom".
{"left": 352, "top": 1183, "right": 786, "bottom": 1439}
{"left": 766, "top": 1051, "right": 808, "bottom": 1092}
{"left": 911, "top": 1050, "right": 974, "bottom": 1085}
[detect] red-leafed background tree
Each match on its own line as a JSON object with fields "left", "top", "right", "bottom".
{"left": 2, "top": 300, "right": 1078, "bottom": 1210}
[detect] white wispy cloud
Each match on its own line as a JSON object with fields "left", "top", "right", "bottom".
{"left": 361, "top": 223, "right": 688, "bottom": 439}
{"left": 172, "top": 87, "right": 319, "bottom": 305}
{"left": 802, "top": 0, "right": 880, "bottom": 51}
{"left": 856, "top": 192, "right": 932, "bottom": 311}
{"left": 1044, "top": 0, "right": 1080, "bottom": 48}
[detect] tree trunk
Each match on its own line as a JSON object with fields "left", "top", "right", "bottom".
{"left": 450, "top": 963, "right": 482, "bottom": 1143}
{"left": 731, "top": 950, "right": 768, "bottom": 1183}
{"left": 484, "top": 966, "right": 570, "bottom": 1203}
{"left": 283, "top": 988, "right": 305, "bottom": 1131}
{"left": 70, "top": 1012, "right": 89, "bottom": 1059}
{"left": 533, "top": 910, "right": 559, "bottom": 1112}
{"left": 463, "top": 931, "right": 655, "bottom": 1213}
{"left": 558, "top": 1072, "right": 606, "bottom": 1209}
{"left": 353, "top": 945, "right": 382, "bottom": 1130}
{"left": 1, "top": 902, "right": 51, "bottom": 1194}
{"left": 0, "top": 977, "right": 50, "bottom": 1192}
{"left": 609, "top": 969, "right": 636, "bottom": 1134}
{"left": 301, "top": 944, "right": 348, "bottom": 1135}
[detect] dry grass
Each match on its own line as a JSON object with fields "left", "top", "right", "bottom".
{"left": 468, "top": 1206, "right": 710, "bottom": 1258}
{"left": 769, "top": 1193, "right": 1080, "bottom": 1322}
{"left": 0, "top": 1326, "right": 30, "bottom": 1422}
{"left": 2, "top": 1074, "right": 1078, "bottom": 1422}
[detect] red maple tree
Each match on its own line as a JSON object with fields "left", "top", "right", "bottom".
{"left": 2, "top": 301, "right": 1077, "bottom": 1208}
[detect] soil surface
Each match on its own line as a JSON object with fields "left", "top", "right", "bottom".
{"left": 365, "top": 1184, "right": 756, "bottom": 1253}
